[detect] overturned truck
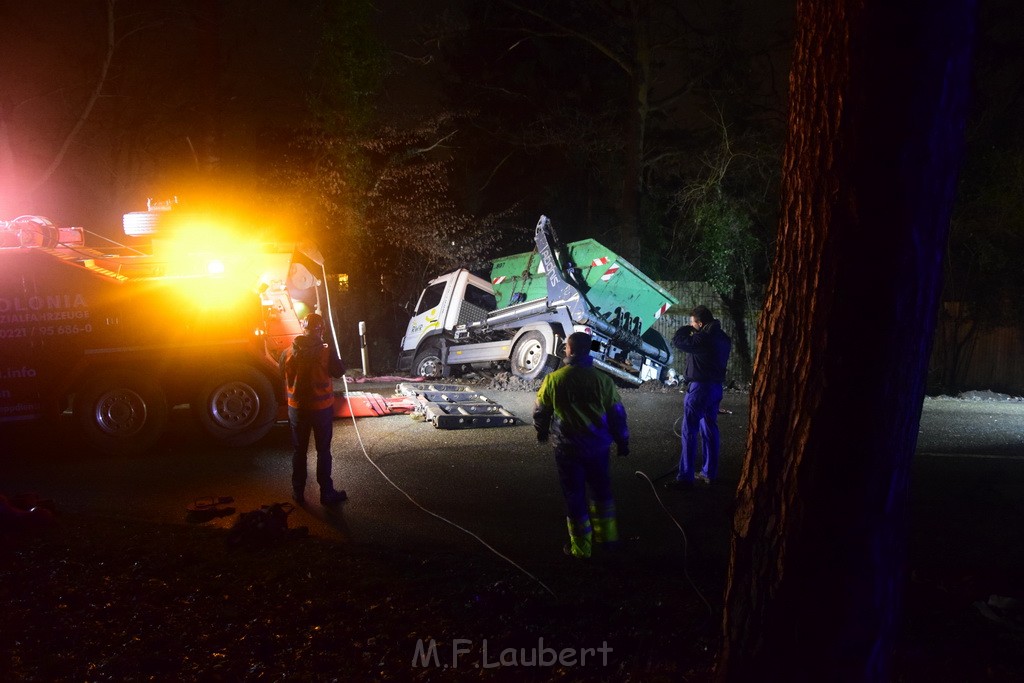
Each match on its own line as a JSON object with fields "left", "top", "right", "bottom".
{"left": 397, "top": 216, "right": 677, "bottom": 385}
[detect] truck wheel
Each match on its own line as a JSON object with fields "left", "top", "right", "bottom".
{"left": 192, "top": 364, "right": 278, "bottom": 447}
{"left": 511, "top": 331, "right": 559, "bottom": 381}
{"left": 74, "top": 372, "right": 169, "bottom": 456}
{"left": 413, "top": 343, "right": 444, "bottom": 379}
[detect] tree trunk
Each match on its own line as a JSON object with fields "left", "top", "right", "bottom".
{"left": 196, "top": 0, "right": 223, "bottom": 173}
{"left": 0, "top": 106, "right": 18, "bottom": 214}
{"left": 719, "top": 1, "right": 975, "bottom": 681}
{"left": 619, "top": 75, "right": 643, "bottom": 260}
{"left": 619, "top": 0, "right": 652, "bottom": 261}
{"left": 720, "top": 284, "right": 754, "bottom": 385}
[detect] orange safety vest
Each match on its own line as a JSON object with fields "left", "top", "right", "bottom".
{"left": 282, "top": 341, "right": 335, "bottom": 410}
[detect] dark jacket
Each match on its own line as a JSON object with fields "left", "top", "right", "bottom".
{"left": 672, "top": 320, "right": 731, "bottom": 383}
{"left": 280, "top": 335, "right": 345, "bottom": 410}
{"left": 533, "top": 354, "right": 629, "bottom": 452}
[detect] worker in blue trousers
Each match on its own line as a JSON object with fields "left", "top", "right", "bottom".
{"left": 665, "top": 305, "right": 731, "bottom": 491}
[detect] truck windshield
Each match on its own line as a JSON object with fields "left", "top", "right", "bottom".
{"left": 416, "top": 282, "right": 446, "bottom": 314}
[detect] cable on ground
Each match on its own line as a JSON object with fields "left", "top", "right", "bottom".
{"left": 340, "top": 375, "right": 557, "bottom": 598}
{"left": 633, "top": 469, "right": 714, "bottom": 620}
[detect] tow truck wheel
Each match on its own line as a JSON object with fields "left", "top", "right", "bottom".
{"left": 74, "top": 371, "right": 169, "bottom": 456}
{"left": 192, "top": 364, "right": 278, "bottom": 447}
{"left": 511, "top": 331, "right": 559, "bottom": 381}
{"left": 413, "top": 343, "right": 444, "bottom": 379}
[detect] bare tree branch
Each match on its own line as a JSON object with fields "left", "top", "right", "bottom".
{"left": 29, "top": 0, "right": 117, "bottom": 195}
{"left": 501, "top": 0, "right": 633, "bottom": 77}
{"left": 409, "top": 129, "right": 457, "bottom": 156}
{"left": 478, "top": 150, "right": 514, "bottom": 193}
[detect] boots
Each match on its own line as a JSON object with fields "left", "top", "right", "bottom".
{"left": 319, "top": 488, "right": 347, "bottom": 505}
{"left": 564, "top": 516, "right": 593, "bottom": 559}
{"left": 589, "top": 502, "right": 619, "bottom": 548}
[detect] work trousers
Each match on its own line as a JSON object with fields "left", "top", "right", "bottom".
{"left": 288, "top": 405, "right": 335, "bottom": 491}
{"left": 555, "top": 442, "right": 616, "bottom": 557}
{"left": 554, "top": 443, "right": 613, "bottom": 522}
{"left": 677, "top": 381, "right": 723, "bottom": 482}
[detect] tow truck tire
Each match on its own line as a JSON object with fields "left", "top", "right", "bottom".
{"left": 192, "top": 364, "right": 278, "bottom": 447}
{"left": 511, "top": 331, "right": 559, "bottom": 381}
{"left": 413, "top": 342, "right": 444, "bottom": 379}
{"left": 74, "top": 371, "right": 169, "bottom": 456}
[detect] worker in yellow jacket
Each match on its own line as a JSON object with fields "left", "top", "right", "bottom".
{"left": 533, "top": 332, "right": 630, "bottom": 558}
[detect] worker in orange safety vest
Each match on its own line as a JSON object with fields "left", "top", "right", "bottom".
{"left": 279, "top": 313, "right": 347, "bottom": 506}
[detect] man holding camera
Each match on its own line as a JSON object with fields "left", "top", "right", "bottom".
{"left": 666, "top": 305, "right": 731, "bottom": 491}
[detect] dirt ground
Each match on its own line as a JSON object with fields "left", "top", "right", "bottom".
{"left": 3, "top": 496, "right": 1022, "bottom": 681}
{"left": 3, "top": 513, "right": 719, "bottom": 682}
{"left": 2, "top": 381, "right": 1023, "bottom": 681}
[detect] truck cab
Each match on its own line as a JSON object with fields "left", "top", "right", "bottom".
{"left": 398, "top": 269, "right": 559, "bottom": 380}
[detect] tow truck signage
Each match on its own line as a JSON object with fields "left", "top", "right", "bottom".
{"left": 0, "top": 293, "right": 93, "bottom": 337}
{"left": 0, "top": 293, "right": 88, "bottom": 313}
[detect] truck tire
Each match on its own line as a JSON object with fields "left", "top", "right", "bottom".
{"left": 74, "top": 371, "right": 169, "bottom": 456}
{"left": 511, "top": 331, "right": 559, "bottom": 381}
{"left": 192, "top": 364, "right": 278, "bottom": 447}
{"left": 413, "top": 342, "right": 444, "bottom": 379}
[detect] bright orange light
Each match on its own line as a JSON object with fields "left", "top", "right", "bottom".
{"left": 121, "top": 192, "right": 310, "bottom": 332}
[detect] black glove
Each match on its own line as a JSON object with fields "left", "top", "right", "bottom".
{"left": 617, "top": 443, "right": 630, "bottom": 458}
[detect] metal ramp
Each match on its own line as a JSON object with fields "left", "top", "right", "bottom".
{"left": 396, "top": 383, "right": 520, "bottom": 429}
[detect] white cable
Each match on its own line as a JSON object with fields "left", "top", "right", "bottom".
{"left": 340, "top": 375, "right": 557, "bottom": 598}
{"left": 633, "top": 470, "right": 714, "bottom": 619}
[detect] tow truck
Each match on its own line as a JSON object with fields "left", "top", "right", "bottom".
{"left": 0, "top": 200, "right": 339, "bottom": 455}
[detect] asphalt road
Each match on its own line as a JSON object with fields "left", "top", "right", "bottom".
{"left": 4, "top": 383, "right": 1024, "bottom": 582}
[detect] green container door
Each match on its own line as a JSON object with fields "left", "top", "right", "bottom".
{"left": 489, "top": 249, "right": 546, "bottom": 306}
{"left": 489, "top": 239, "right": 678, "bottom": 336}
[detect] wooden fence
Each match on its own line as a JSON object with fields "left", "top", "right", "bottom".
{"left": 654, "top": 284, "right": 1024, "bottom": 395}
{"left": 652, "top": 281, "right": 759, "bottom": 389}
{"left": 930, "top": 314, "right": 1024, "bottom": 395}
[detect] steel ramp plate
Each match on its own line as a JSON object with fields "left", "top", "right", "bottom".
{"left": 396, "top": 383, "right": 521, "bottom": 429}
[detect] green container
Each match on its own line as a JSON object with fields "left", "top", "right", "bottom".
{"left": 489, "top": 239, "right": 678, "bottom": 336}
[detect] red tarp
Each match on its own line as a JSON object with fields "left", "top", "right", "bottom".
{"left": 333, "top": 391, "right": 417, "bottom": 418}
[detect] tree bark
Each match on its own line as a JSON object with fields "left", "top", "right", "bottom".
{"left": 719, "top": 1, "right": 975, "bottom": 681}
